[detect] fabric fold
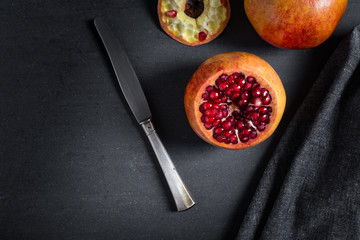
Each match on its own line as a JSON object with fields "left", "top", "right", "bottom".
{"left": 236, "top": 26, "right": 360, "bottom": 240}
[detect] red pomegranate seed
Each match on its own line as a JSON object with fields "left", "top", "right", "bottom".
{"left": 206, "top": 86, "right": 214, "bottom": 92}
{"left": 249, "top": 131, "right": 257, "bottom": 139}
{"left": 237, "top": 98, "right": 248, "bottom": 107}
{"left": 252, "top": 82, "right": 260, "bottom": 89}
{"left": 209, "top": 90, "right": 220, "bottom": 100}
{"left": 232, "top": 72, "right": 242, "bottom": 79}
{"left": 225, "top": 89, "right": 232, "bottom": 96}
{"left": 232, "top": 92, "right": 240, "bottom": 100}
{"left": 262, "top": 94, "right": 272, "bottom": 105}
{"left": 259, "top": 106, "right": 268, "bottom": 114}
{"left": 200, "top": 102, "right": 212, "bottom": 112}
{"left": 204, "top": 109, "right": 217, "bottom": 116}
{"left": 165, "top": 10, "right": 177, "bottom": 18}
{"left": 204, "top": 123, "right": 212, "bottom": 129}
{"left": 250, "top": 112, "right": 260, "bottom": 121}
{"left": 227, "top": 75, "right": 235, "bottom": 83}
{"left": 260, "top": 114, "right": 270, "bottom": 123}
{"left": 215, "top": 112, "right": 223, "bottom": 119}
{"left": 257, "top": 123, "right": 266, "bottom": 131}
{"left": 244, "top": 82, "right": 253, "bottom": 90}
{"left": 224, "top": 130, "right": 233, "bottom": 138}
{"left": 222, "top": 110, "right": 228, "bottom": 117}
{"left": 247, "top": 76, "right": 256, "bottom": 83}
{"left": 218, "top": 81, "right": 228, "bottom": 90}
{"left": 227, "top": 116, "right": 235, "bottom": 122}
{"left": 241, "top": 91, "right": 250, "bottom": 100}
{"left": 199, "top": 31, "right": 207, "bottom": 41}
{"left": 240, "top": 136, "right": 249, "bottom": 143}
{"left": 213, "top": 120, "right": 221, "bottom": 127}
{"left": 214, "top": 127, "right": 223, "bottom": 135}
{"left": 244, "top": 127, "right": 252, "bottom": 135}
{"left": 204, "top": 116, "right": 215, "bottom": 124}
{"left": 222, "top": 121, "right": 232, "bottom": 129}
{"left": 235, "top": 77, "right": 246, "bottom": 87}
{"left": 230, "top": 135, "right": 238, "bottom": 144}
{"left": 252, "top": 87, "right": 261, "bottom": 97}
{"left": 252, "top": 120, "right": 260, "bottom": 126}
{"left": 215, "top": 135, "right": 223, "bottom": 142}
{"left": 232, "top": 84, "right": 241, "bottom": 92}
{"left": 237, "top": 121, "right": 245, "bottom": 129}
{"left": 245, "top": 105, "right": 254, "bottom": 112}
{"left": 219, "top": 74, "right": 228, "bottom": 80}
{"left": 261, "top": 88, "right": 269, "bottom": 97}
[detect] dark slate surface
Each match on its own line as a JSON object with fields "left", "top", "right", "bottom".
{"left": 1, "top": 1, "right": 359, "bottom": 239}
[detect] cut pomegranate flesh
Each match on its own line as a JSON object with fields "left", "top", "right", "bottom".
{"left": 199, "top": 72, "right": 273, "bottom": 144}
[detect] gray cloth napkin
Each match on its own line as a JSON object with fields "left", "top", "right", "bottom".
{"left": 236, "top": 26, "right": 360, "bottom": 240}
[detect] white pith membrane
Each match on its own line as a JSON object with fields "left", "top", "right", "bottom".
{"left": 199, "top": 72, "right": 273, "bottom": 144}
{"left": 160, "top": 0, "right": 227, "bottom": 43}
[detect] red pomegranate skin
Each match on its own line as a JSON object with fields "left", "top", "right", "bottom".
{"left": 245, "top": 0, "right": 348, "bottom": 49}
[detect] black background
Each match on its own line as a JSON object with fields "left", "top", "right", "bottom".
{"left": 1, "top": 1, "right": 359, "bottom": 239}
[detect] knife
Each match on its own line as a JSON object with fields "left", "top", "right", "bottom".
{"left": 94, "top": 18, "right": 195, "bottom": 211}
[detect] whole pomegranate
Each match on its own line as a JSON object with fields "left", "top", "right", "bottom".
{"left": 184, "top": 52, "right": 286, "bottom": 149}
{"left": 244, "top": 0, "right": 348, "bottom": 49}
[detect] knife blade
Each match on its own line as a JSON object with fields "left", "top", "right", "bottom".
{"left": 94, "top": 19, "right": 151, "bottom": 123}
{"left": 94, "top": 18, "right": 195, "bottom": 211}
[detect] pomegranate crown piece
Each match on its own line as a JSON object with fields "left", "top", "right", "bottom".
{"left": 157, "top": 0, "right": 231, "bottom": 46}
{"left": 184, "top": 52, "right": 286, "bottom": 150}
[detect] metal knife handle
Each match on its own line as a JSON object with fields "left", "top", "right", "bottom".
{"left": 141, "top": 120, "right": 195, "bottom": 211}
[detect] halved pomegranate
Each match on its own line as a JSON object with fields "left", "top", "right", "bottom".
{"left": 157, "top": 0, "right": 231, "bottom": 46}
{"left": 184, "top": 52, "right": 286, "bottom": 149}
